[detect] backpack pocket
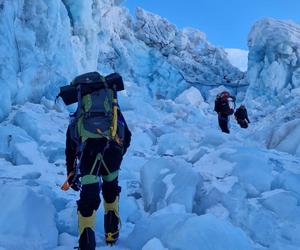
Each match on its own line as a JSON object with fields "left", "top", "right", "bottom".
{"left": 82, "top": 113, "right": 113, "bottom": 136}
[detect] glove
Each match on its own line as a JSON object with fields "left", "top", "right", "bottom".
{"left": 68, "top": 172, "right": 81, "bottom": 191}
{"left": 61, "top": 171, "right": 81, "bottom": 191}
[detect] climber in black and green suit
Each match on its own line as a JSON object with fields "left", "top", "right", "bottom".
{"left": 65, "top": 109, "right": 131, "bottom": 248}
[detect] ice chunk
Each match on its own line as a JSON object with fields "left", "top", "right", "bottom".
{"left": 130, "top": 129, "right": 154, "bottom": 155}
{"left": 58, "top": 233, "right": 77, "bottom": 247}
{"left": 12, "top": 103, "right": 68, "bottom": 162}
{"left": 0, "top": 124, "right": 45, "bottom": 165}
{"left": 222, "top": 147, "right": 274, "bottom": 194}
{"left": 127, "top": 213, "right": 252, "bottom": 250}
{"left": 267, "top": 119, "right": 300, "bottom": 157}
{"left": 157, "top": 132, "right": 193, "bottom": 156}
{"left": 259, "top": 189, "right": 299, "bottom": 219}
{"left": 0, "top": 185, "right": 58, "bottom": 249}
{"left": 141, "top": 158, "right": 199, "bottom": 213}
{"left": 175, "top": 86, "right": 204, "bottom": 107}
{"left": 57, "top": 201, "right": 78, "bottom": 236}
{"left": 142, "top": 238, "right": 168, "bottom": 250}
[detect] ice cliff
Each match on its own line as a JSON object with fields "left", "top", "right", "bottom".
{"left": 247, "top": 18, "right": 300, "bottom": 101}
{"left": 0, "top": 0, "right": 245, "bottom": 121}
{"left": 246, "top": 18, "right": 300, "bottom": 157}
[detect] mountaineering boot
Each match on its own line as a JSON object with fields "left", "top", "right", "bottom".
{"left": 78, "top": 210, "right": 96, "bottom": 250}
{"left": 104, "top": 196, "right": 120, "bottom": 245}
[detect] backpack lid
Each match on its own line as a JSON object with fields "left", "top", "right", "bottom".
{"left": 71, "top": 72, "right": 104, "bottom": 86}
{"left": 58, "top": 72, "right": 124, "bottom": 106}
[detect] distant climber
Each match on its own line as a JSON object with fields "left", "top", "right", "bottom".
{"left": 58, "top": 72, "right": 131, "bottom": 249}
{"left": 234, "top": 104, "right": 250, "bottom": 128}
{"left": 214, "top": 91, "right": 236, "bottom": 133}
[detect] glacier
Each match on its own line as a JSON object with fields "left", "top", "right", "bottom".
{"left": 0, "top": 1, "right": 299, "bottom": 250}
{"left": 246, "top": 18, "right": 300, "bottom": 157}
{"left": 247, "top": 18, "right": 300, "bottom": 100}
{"left": 0, "top": 0, "right": 246, "bottom": 121}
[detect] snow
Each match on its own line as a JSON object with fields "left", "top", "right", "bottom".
{"left": 0, "top": 1, "right": 300, "bottom": 250}
{"left": 142, "top": 238, "right": 167, "bottom": 250}
{"left": 0, "top": 93, "right": 297, "bottom": 249}
{"left": 141, "top": 158, "right": 198, "bottom": 213}
{"left": 0, "top": 185, "right": 58, "bottom": 249}
{"left": 127, "top": 212, "right": 252, "bottom": 250}
{"left": 267, "top": 119, "right": 300, "bottom": 156}
{"left": 225, "top": 48, "right": 248, "bottom": 72}
{"left": 174, "top": 86, "right": 208, "bottom": 109}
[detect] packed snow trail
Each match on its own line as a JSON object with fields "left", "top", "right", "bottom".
{"left": 0, "top": 81, "right": 300, "bottom": 250}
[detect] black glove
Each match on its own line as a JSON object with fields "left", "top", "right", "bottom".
{"left": 68, "top": 172, "right": 81, "bottom": 191}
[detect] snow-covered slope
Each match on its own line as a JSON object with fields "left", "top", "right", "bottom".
{"left": 1, "top": 84, "right": 300, "bottom": 250}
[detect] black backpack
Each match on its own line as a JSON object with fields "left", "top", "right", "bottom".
{"left": 58, "top": 72, "right": 126, "bottom": 145}
{"left": 214, "top": 91, "right": 235, "bottom": 115}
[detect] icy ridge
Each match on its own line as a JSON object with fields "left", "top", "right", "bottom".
{"left": 245, "top": 18, "right": 300, "bottom": 157}
{"left": 134, "top": 8, "right": 246, "bottom": 90}
{"left": 0, "top": 0, "right": 246, "bottom": 121}
{"left": 247, "top": 18, "right": 300, "bottom": 100}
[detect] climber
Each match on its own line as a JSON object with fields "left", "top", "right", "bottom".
{"left": 61, "top": 72, "right": 131, "bottom": 249}
{"left": 214, "top": 91, "right": 236, "bottom": 133}
{"left": 234, "top": 104, "right": 250, "bottom": 128}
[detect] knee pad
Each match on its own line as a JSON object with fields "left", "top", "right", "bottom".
{"left": 77, "top": 183, "right": 101, "bottom": 216}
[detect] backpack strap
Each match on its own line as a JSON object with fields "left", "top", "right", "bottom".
{"left": 110, "top": 90, "right": 118, "bottom": 141}
{"left": 76, "top": 84, "right": 82, "bottom": 119}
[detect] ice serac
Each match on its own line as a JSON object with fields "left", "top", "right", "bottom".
{"left": 247, "top": 18, "right": 300, "bottom": 100}
{"left": 0, "top": 0, "right": 104, "bottom": 120}
{"left": 134, "top": 8, "right": 246, "bottom": 96}
{"left": 0, "top": 0, "right": 78, "bottom": 116}
{"left": 96, "top": 5, "right": 247, "bottom": 99}
{"left": 246, "top": 18, "right": 300, "bottom": 157}
{"left": 0, "top": 0, "right": 247, "bottom": 121}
